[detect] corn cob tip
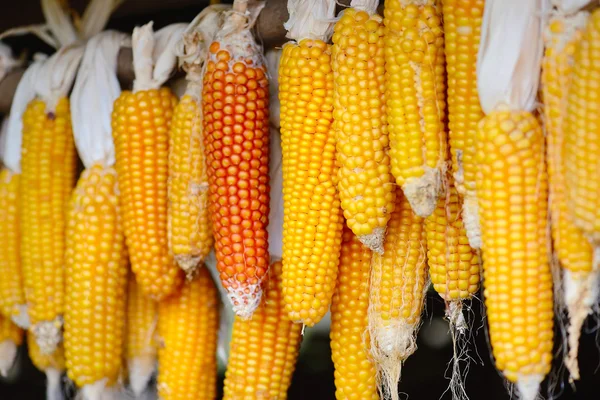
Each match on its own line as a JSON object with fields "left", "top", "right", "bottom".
{"left": 45, "top": 367, "right": 63, "bottom": 400}
{"left": 32, "top": 317, "right": 63, "bottom": 356}
{"left": 370, "top": 321, "right": 418, "bottom": 363}
{"left": 80, "top": 378, "right": 120, "bottom": 400}
{"left": 447, "top": 301, "right": 467, "bottom": 333}
{"left": 564, "top": 268, "right": 600, "bottom": 380}
{"left": 226, "top": 281, "right": 262, "bottom": 320}
{"left": 516, "top": 375, "right": 542, "bottom": 400}
{"left": 127, "top": 356, "right": 156, "bottom": 397}
{"left": 175, "top": 255, "right": 202, "bottom": 279}
{"left": 358, "top": 227, "right": 385, "bottom": 255}
{"left": 462, "top": 195, "right": 482, "bottom": 249}
{"left": 402, "top": 167, "right": 442, "bottom": 218}
{"left": 0, "top": 339, "right": 18, "bottom": 377}
{"left": 11, "top": 304, "right": 30, "bottom": 329}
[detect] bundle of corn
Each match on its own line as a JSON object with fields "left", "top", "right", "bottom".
{"left": 168, "top": 5, "right": 230, "bottom": 276}
{"left": 476, "top": 1, "right": 553, "bottom": 398}
{"left": 0, "top": 313, "right": 23, "bottom": 378}
{"left": 203, "top": 0, "right": 271, "bottom": 318}
{"left": 157, "top": 268, "right": 220, "bottom": 400}
{"left": 564, "top": 4, "right": 600, "bottom": 380}
{"left": 368, "top": 188, "right": 428, "bottom": 400}
{"left": 63, "top": 32, "right": 131, "bottom": 400}
{"left": 28, "top": 332, "right": 66, "bottom": 400}
{"left": 279, "top": 0, "right": 344, "bottom": 326}
{"left": 125, "top": 277, "right": 158, "bottom": 397}
{"left": 384, "top": 0, "right": 447, "bottom": 218}
{"left": 442, "top": 0, "right": 485, "bottom": 249}
{"left": 332, "top": 0, "right": 395, "bottom": 253}
{"left": 223, "top": 261, "right": 302, "bottom": 399}
{"left": 330, "top": 228, "right": 378, "bottom": 400}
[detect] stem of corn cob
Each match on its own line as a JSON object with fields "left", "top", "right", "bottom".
{"left": 203, "top": 0, "right": 271, "bottom": 318}
{"left": 0, "top": 314, "right": 23, "bottom": 377}
{"left": 28, "top": 331, "right": 66, "bottom": 400}
{"left": 542, "top": 9, "right": 595, "bottom": 381}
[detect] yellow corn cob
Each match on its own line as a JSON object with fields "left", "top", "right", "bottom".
{"left": 0, "top": 314, "right": 23, "bottom": 377}
{"left": 27, "top": 332, "right": 65, "bottom": 400}
{"left": 168, "top": 94, "right": 213, "bottom": 275}
{"left": 0, "top": 168, "right": 27, "bottom": 326}
{"left": 223, "top": 261, "right": 302, "bottom": 400}
{"left": 426, "top": 178, "right": 480, "bottom": 303}
{"left": 279, "top": 38, "right": 344, "bottom": 326}
{"left": 384, "top": 0, "right": 447, "bottom": 218}
{"left": 330, "top": 228, "right": 378, "bottom": 400}
{"left": 542, "top": 12, "right": 594, "bottom": 380}
{"left": 21, "top": 97, "right": 76, "bottom": 354}
{"left": 125, "top": 277, "right": 158, "bottom": 397}
{"left": 476, "top": 109, "right": 553, "bottom": 388}
{"left": 332, "top": 7, "right": 395, "bottom": 253}
{"left": 112, "top": 88, "right": 183, "bottom": 300}
{"left": 157, "top": 268, "right": 219, "bottom": 400}
{"left": 64, "top": 165, "right": 128, "bottom": 388}
{"left": 368, "top": 188, "right": 427, "bottom": 400}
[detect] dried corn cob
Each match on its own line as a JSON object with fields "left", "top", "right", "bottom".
{"left": 28, "top": 332, "right": 65, "bottom": 400}
{"left": 203, "top": 1, "right": 271, "bottom": 318}
{"left": 330, "top": 228, "right": 378, "bottom": 400}
{"left": 368, "top": 188, "right": 427, "bottom": 400}
{"left": 157, "top": 268, "right": 219, "bottom": 400}
{"left": 279, "top": 0, "right": 343, "bottom": 326}
{"left": 542, "top": 10, "right": 593, "bottom": 380}
{"left": 0, "top": 168, "right": 27, "bottom": 327}
{"left": 476, "top": 110, "right": 553, "bottom": 396}
{"left": 442, "top": 0, "right": 485, "bottom": 249}
{"left": 332, "top": 3, "right": 395, "bottom": 253}
{"left": 384, "top": 0, "right": 447, "bottom": 218}
{"left": 21, "top": 96, "right": 76, "bottom": 354}
{"left": 223, "top": 261, "right": 302, "bottom": 399}
{"left": 112, "top": 24, "right": 186, "bottom": 299}
{"left": 126, "top": 277, "right": 158, "bottom": 397}
{"left": 0, "top": 314, "right": 23, "bottom": 377}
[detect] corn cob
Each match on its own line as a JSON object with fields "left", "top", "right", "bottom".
{"left": 28, "top": 332, "right": 65, "bottom": 400}
{"left": 125, "top": 277, "right": 158, "bottom": 397}
{"left": 112, "top": 87, "right": 183, "bottom": 300}
{"left": 384, "top": 0, "right": 447, "bottom": 218}
{"left": 223, "top": 261, "right": 302, "bottom": 399}
{"left": 157, "top": 268, "right": 219, "bottom": 400}
{"left": 332, "top": 4, "right": 395, "bottom": 253}
{"left": 330, "top": 228, "right": 378, "bottom": 400}
{"left": 0, "top": 314, "right": 23, "bottom": 377}
{"left": 0, "top": 168, "right": 28, "bottom": 327}
{"left": 426, "top": 177, "right": 480, "bottom": 307}
{"left": 64, "top": 165, "right": 128, "bottom": 388}
{"left": 279, "top": 0, "right": 343, "bottom": 326}
{"left": 21, "top": 97, "right": 76, "bottom": 355}
{"left": 368, "top": 188, "right": 427, "bottom": 400}
{"left": 476, "top": 109, "right": 553, "bottom": 394}
{"left": 542, "top": 11, "right": 593, "bottom": 380}
{"left": 442, "top": 0, "right": 485, "bottom": 249}
{"left": 203, "top": 5, "right": 271, "bottom": 318}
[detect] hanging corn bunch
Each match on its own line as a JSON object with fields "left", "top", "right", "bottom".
{"left": 64, "top": 32, "right": 130, "bottom": 399}
{"left": 442, "top": 0, "right": 485, "bottom": 249}
{"left": 168, "top": 5, "right": 230, "bottom": 276}
{"left": 384, "top": 0, "right": 447, "bottom": 218}
{"left": 332, "top": 0, "right": 395, "bottom": 253}
{"left": 368, "top": 188, "right": 428, "bottom": 400}
{"left": 203, "top": 0, "right": 271, "bottom": 318}
{"left": 563, "top": 3, "right": 600, "bottom": 380}
{"left": 112, "top": 23, "right": 187, "bottom": 300}
{"left": 279, "top": 0, "right": 344, "bottom": 327}
{"left": 476, "top": 1, "right": 553, "bottom": 398}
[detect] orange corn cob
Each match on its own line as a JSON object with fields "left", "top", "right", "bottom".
{"left": 0, "top": 168, "right": 27, "bottom": 327}
{"left": 203, "top": 27, "right": 270, "bottom": 318}
{"left": 157, "top": 268, "right": 219, "bottom": 400}
{"left": 330, "top": 228, "right": 378, "bottom": 400}
{"left": 223, "top": 261, "right": 302, "bottom": 399}
{"left": 112, "top": 88, "right": 183, "bottom": 300}
{"left": 21, "top": 97, "right": 76, "bottom": 354}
